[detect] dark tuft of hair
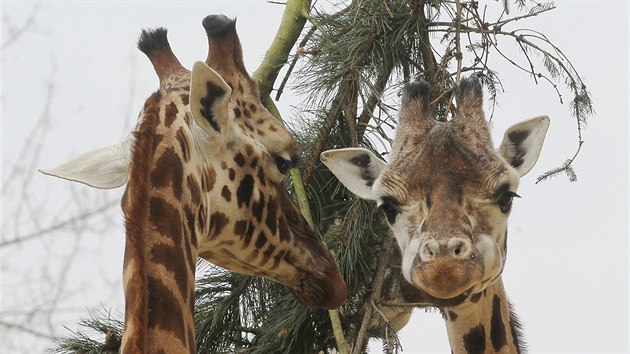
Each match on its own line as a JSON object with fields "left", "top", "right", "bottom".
{"left": 202, "top": 14, "right": 236, "bottom": 37}
{"left": 403, "top": 80, "right": 431, "bottom": 102}
{"left": 403, "top": 80, "right": 431, "bottom": 104}
{"left": 137, "top": 27, "right": 170, "bottom": 55}
{"left": 456, "top": 75, "right": 483, "bottom": 100}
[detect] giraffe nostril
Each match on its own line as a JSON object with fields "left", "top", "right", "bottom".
{"left": 420, "top": 238, "right": 472, "bottom": 261}
{"left": 420, "top": 239, "right": 440, "bottom": 261}
{"left": 448, "top": 238, "right": 471, "bottom": 259}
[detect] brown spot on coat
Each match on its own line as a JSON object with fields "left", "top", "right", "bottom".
{"left": 180, "top": 93, "right": 189, "bottom": 106}
{"left": 151, "top": 243, "right": 189, "bottom": 299}
{"left": 265, "top": 197, "right": 277, "bottom": 234}
{"left": 186, "top": 175, "right": 201, "bottom": 206}
{"left": 221, "top": 185, "right": 232, "bottom": 202}
{"left": 175, "top": 127, "right": 191, "bottom": 162}
{"left": 260, "top": 244, "right": 275, "bottom": 266}
{"left": 151, "top": 147, "right": 183, "bottom": 200}
{"left": 164, "top": 101, "right": 178, "bottom": 128}
{"left": 255, "top": 231, "right": 267, "bottom": 249}
{"left": 236, "top": 174, "right": 254, "bottom": 208}
{"left": 491, "top": 295, "right": 508, "bottom": 351}
{"left": 257, "top": 167, "right": 266, "bottom": 186}
{"left": 234, "top": 152, "right": 246, "bottom": 167}
{"left": 201, "top": 167, "right": 217, "bottom": 192}
{"left": 251, "top": 191, "right": 265, "bottom": 223}
{"left": 209, "top": 212, "right": 229, "bottom": 239}
{"left": 147, "top": 276, "right": 187, "bottom": 346}
{"left": 234, "top": 220, "right": 247, "bottom": 237}
{"left": 149, "top": 197, "right": 182, "bottom": 245}
{"left": 271, "top": 249, "right": 287, "bottom": 269}
{"left": 463, "top": 324, "right": 486, "bottom": 354}
{"left": 250, "top": 157, "right": 258, "bottom": 169}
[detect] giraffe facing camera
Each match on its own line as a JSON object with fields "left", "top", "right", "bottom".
{"left": 322, "top": 76, "right": 549, "bottom": 353}
{"left": 41, "top": 14, "right": 347, "bottom": 354}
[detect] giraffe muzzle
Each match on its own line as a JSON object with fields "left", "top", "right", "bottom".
{"left": 290, "top": 268, "right": 347, "bottom": 309}
{"left": 410, "top": 238, "right": 482, "bottom": 299}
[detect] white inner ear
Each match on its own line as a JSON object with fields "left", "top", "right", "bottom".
{"left": 40, "top": 134, "right": 133, "bottom": 189}
{"left": 320, "top": 148, "right": 386, "bottom": 200}
{"left": 499, "top": 115, "right": 550, "bottom": 177}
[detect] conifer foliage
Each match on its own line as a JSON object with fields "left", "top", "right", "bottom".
{"left": 54, "top": 1, "right": 591, "bottom": 353}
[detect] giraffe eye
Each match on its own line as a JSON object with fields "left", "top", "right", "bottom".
{"left": 272, "top": 154, "right": 293, "bottom": 175}
{"left": 498, "top": 191, "right": 520, "bottom": 213}
{"left": 378, "top": 197, "right": 400, "bottom": 224}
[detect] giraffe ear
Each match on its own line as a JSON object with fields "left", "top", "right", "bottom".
{"left": 320, "top": 148, "right": 386, "bottom": 200}
{"left": 498, "top": 115, "right": 550, "bottom": 177}
{"left": 190, "top": 61, "right": 232, "bottom": 135}
{"left": 39, "top": 135, "right": 132, "bottom": 189}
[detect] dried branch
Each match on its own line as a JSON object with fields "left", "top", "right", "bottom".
{"left": 352, "top": 239, "right": 395, "bottom": 354}
{"left": 1, "top": 3, "right": 40, "bottom": 50}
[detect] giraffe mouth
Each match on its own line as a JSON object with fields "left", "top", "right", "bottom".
{"left": 288, "top": 267, "right": 347, "bottom": 309}
{"left": 410, "top": 258, "right": 483, "bottom": 300}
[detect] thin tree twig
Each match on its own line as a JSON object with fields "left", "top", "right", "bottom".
{"left": 0, "top": 320, "right": 56, "bottom": 340}
{"left": 352, "top": 239, "right": 394, "bottom": 354}
{"left": 0, "top": 199, "right": 118, "bottom": 248}
{"left": 275, "top": 26, "right": 317, "bottom": 101}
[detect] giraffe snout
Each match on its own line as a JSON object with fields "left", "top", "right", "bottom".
{"left": 409, "top": 237, "right": 481, "bottom": 299}
{"left": 419, "top": 237, "right": 473, "bottom": 262}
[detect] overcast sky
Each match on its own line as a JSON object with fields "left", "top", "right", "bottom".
{"left": 1, "top": 1, "right": 628, "bottom": 353}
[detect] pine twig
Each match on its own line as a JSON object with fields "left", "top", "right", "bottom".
{"left": 253, "top": 0, "right": 313, "bottom": 98}
{"left": 275, "top": 26, "right": 317, "bottom": 101}
{"left": 352, "top": 239, "right": 395, "bottom": 354}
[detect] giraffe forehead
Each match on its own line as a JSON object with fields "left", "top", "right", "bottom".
{"left": 380, "top": 127, "right": 509, "bottom": 203}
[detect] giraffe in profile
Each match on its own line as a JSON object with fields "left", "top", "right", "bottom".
{"left": 42, "top": 15, "right": 346, "bottom": 354}
{"left": 322, "top": 77, "right": 549, "bottom": 353}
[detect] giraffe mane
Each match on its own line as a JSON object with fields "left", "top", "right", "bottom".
{"left": 120, "top": 91, "right": 161, "bottom": 353}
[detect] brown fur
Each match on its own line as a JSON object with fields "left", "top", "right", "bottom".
{"left": 121, "top": 91, "right": 161, "bottom": 353}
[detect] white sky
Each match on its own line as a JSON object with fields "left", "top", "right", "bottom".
{"left": 1, "top": 1, "right": 628, "bottom": 353}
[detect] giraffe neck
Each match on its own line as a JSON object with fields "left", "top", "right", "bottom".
{"left": 443, "top": 279, "right": 524, "bottom": 354}
{"left": 121, "top": 92, "right": 199, "bottom": 354}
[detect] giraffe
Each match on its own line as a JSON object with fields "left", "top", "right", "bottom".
{"left": 321, "top": 77, "right": 549, "bottom": 353}
{"left": 41, "top": 15, "right": 347, "bottom": 353}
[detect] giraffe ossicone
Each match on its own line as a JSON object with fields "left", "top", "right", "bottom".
{"left": 322, "top": 76, "right": 549, "bottom": 353}
{"left": 43, "top": 14, "right": 346, "bottom": 354}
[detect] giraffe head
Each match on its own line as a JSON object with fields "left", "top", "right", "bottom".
{"left": 41, "top": 15, "right": 346, "bottom": 310}
{"left": 188, "top": 15, "right": 346, "bottom": 308}
{"left": 322, "top": 77, "right": 549, "bottom": 303}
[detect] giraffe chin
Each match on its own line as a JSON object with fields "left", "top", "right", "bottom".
{"left": 410, "top": 259, "right": 482, "bottom": 300}
{"left": 289, "top": 269, "right": 347, "bottom": 309}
